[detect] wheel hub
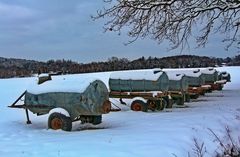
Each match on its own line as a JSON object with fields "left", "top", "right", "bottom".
{"left": 148, "top": 101, "right": 156, "bottom": 111}
{"left": 51, "top": 118, "right": 63, "bottom": 130}
{"left": 132, "top": 103, "right": 142, "bottom": 111}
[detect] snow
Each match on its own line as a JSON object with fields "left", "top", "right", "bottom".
{"left": 163, "top": 68, "right": 202, "bottom": 77}
{"left": 38, "top": 73, "right": 50, "bottom": 77}
{"left": 164, "top": 71, "right": 185, "bottom": 81}
{"left": 215, "top": 79, "right": 227, "bottom": 84}
{"left": 110, "top": 68, "right": 163, "bottom": 81}
{"left": 49, "top": 108, "right": 70, "bottom": 117}
{"left": 0, "top": 66, "right": 240, "bottom": 157}
{"left": 27, "top": 77, "right": 98, "bottom": 94}
{"left": 222, "top": 73, "right": 229, "bottom": 77}
{"left": 216, "top": 66, "right": 240, "bottom": 90}
{"left": 201, "top": 85, "right": 212, "bottom": 88}
{"left": 199, "top": 67, "right": 217, "bottom": 74}
{"left": 219, "top": 71, "right": 229, "bottom": 77}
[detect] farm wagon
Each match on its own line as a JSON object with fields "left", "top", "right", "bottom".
{"left": 9, "top": 76, "right": 111, "bottom": 131}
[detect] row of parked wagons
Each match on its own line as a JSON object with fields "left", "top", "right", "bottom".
{"left": 9, "top": 68, "right": 231, "bottom": 131}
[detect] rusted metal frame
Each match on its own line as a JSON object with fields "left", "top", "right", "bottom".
{"left": 147, "top": 97, "right": 165, "bottom": 111}
{"left": 119, "top": 98, "right": 127, "bottom": 105}
{"left": 188, "top": 86, "right": 203, "bottom": 94}
{"left": 109, "top": 100, "right": 121, "bottom": 112}
{"left": 24, "top": 105, "right": 53, "bottom": 124}
{"left": 169, "top": 91, "right": 182, "bottom": 95}
{"left": 27, "top": 104, "right": 53, "bottom": 109}
{"left": 25, "top": 108, "right": 32, "bottom": 124}
{"left": 147, "top": 99, "right": 156, "bottom": 111}
{"left": 201, "top": 86, "right": 211, "bottom": 90}
{"left": 169, "top": 90, "right": 183, "bottom": 99}
{"left": 9, "top": 90, "right": 26, "bottom": 107}
{"left": 8, "top": 104, "right": 26, "bottom": 108}
{"left": 9, "top": 104, "right": 51, "bottom": 109}
{"left": 169, "top": 91, "right": 182, "bottom": 94}
{"left": 204, "top": 82, "right": 222, "bottom": 91}
{"left": 188, "top": 87, "right": 199, "bottom": 98}
{"left": 110, "top": 91, "right": 166, "bottom": 111}
{"left": 190, "top": 87, "right": 204, "bottom": 95}
{"left": 109, "top": 93, "right": 134, "bottom": 99}
{"left": 110, "top": 91, "right": 167, "bottom": 96}
{"left": 188, "top": 92, "right": 198, "bottom": 96}
{"left": 212, "top": 84, "right": 223, "bottom": 90}
{"left": 110, "top": 95, "right": 161, "bottom": 100}
{"left": 156, "top": 92, "right": 168, "bottom": 97}
{"left": 110, "top": 91, "right": 128, "bottom": 95}
{"left": 8, "top": 91, "right": 32, "bottom": 124}
{"left": 130, "top": 92, "right": 152, "bottom": 97}
{"left": 8, "top": 91, "right": 52, "bottom": 124}
{"left": 204, "top": 81, "right": 215, "bottom": 89}
{"left": 170, "top": 91, "right": 183, "bottom": 102}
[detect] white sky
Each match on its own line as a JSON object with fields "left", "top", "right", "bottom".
{"left": 0, "top": 0, "right": 238, "bottom": 63}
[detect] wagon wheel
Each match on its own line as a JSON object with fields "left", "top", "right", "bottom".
{"left": 217, "top": 84, "right": 223, "bottom": 91}
{"left": 163, "top": 96, "right": 173, "bottom": 109}
{"left": 176, "top": 97, "right": 185, "bottom": 106}
{"left": 185, "top": 94, "right": 191, "bottom": 102}
{"left": 147, "top": 100, "right": 157, "bottom": 111}
{"left": 156, "top": 99, "right": 167, "bottom": 111}
{"left": 92, "top": 115, "right": 102, "bottom": 125}
{"left": 80, "top": 115, "right": 102, "bottom": 125}
{"left": 51, "top": 117, "right": 62, "bottom": 129}
{"left": 48, "top": 112, "right": 72, "bottom": 131}
{"left": 131, "top": 100, "right": 147, "bottom": 112}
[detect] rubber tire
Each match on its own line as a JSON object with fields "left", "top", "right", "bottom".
{"left": 200, "top": 90, "right": 205, "bottom": 96}
{"left": 217, "top": 85, "right": 223, "bottom": 91}
{"left": 156, "top": 99, "right": 167, "bottom": 111}
{"left": 207, "top": 89, "right": 212, "bottom": 93}
{"left": 190, "top": 94, "right": 199, "bottom": 99}
{"left": 48, "top": 112, "right": 72, "bottom": 131}
{"left": 131, "top": 100, "right": 148, "bottom": 112}
{"left": 147, "top": 100, "right": 157, "bottom": 111}
{"left": 164, "top": 97, "right": 173, "bottom": 109}
{"left": 92, "top": 115, "right": 102, "bottom": 125}
{"left": 176, "top": 97, "right": 184, "bottom": 106}
{"left": 185, "top": 94, "right": 191, "bottom": 102}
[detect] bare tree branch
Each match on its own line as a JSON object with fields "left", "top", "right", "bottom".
{"left": 93, "top": 0, "right": 240, "bottom": 51}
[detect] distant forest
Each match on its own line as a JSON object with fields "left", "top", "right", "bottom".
{"left": 0, "top": 55, "right": 239, "bottom": 78}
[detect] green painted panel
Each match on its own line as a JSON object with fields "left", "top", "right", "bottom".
{"left": 202, "top": 71, "right": 218, "bottom": 83}
{"left": 169, "top": 76, "right": 189, "bottom": 91}
{"left": 185, "top": 75, "right": 205, "bottom": 87}
{"left": 24, "top": 80, "right": 109, "bottom": 120}
{"left": 109, "top": 72, "right": 169, "bottom": 92}
{"left": 218, "top": 72, "right": 231, "bottom": 82}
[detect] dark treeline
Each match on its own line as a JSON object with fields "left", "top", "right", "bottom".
{"left": 0, "top": 55, "right": 239, "bottom": 78}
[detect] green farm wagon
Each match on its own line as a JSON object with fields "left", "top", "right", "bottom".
{"left": 109, "top": 69, "right": 171, "bottom": 112}
{"left": 9, "top": 77, "right": 111, "bottom": 131}
{"left": 200, "top": 68, "right": 225, "bottom": 90}
{"left": 163, "top": 70, "right": 190, "bottom": 105}
{"left": 218, "top": 71, "right": 231, "bottom": 82}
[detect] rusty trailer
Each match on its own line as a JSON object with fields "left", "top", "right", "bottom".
{"left": 9, "top": 77, "right": 111, "bottom": 131}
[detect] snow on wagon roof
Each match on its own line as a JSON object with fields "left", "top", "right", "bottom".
{"left": 167, "top": 73, "right": 185, "bottom": 81}
{"left": 110, "top": 69, "right": 164, "bottom": 81}
{"left": 162, "top": 70, "right": 185, "bottom": 81}
{"left": 163, "top": 69, "right": 202, "bottom": 77}
{"left": 27, "top": 77, "right": 98, "bottom": 94}
{"left": 199, "top": 67, "right": 217, "bottom": 74}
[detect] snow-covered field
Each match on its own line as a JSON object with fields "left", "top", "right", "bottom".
{"left": 0, "top": 66, "right": 239, "bottom": 157}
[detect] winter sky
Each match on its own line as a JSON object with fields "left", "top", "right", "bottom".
{"left": 0, "top": 0, "right": 238, "bottom": 63}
